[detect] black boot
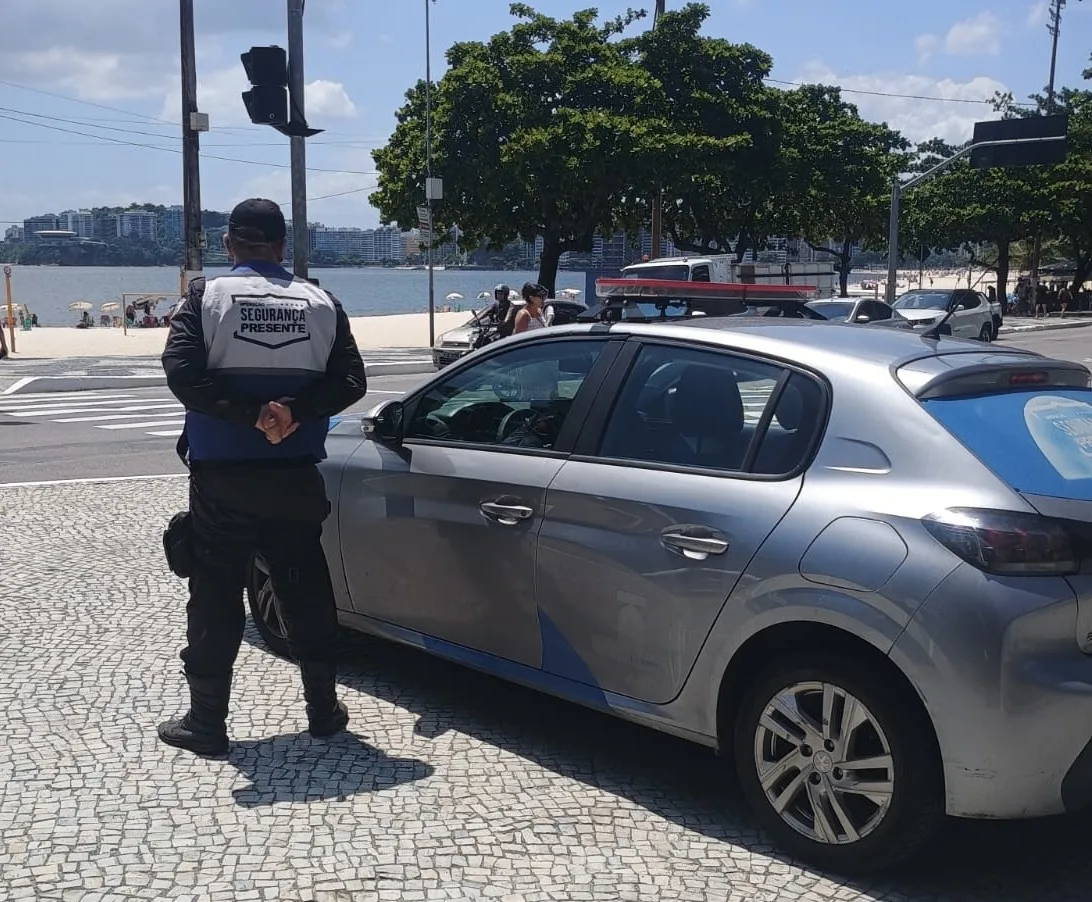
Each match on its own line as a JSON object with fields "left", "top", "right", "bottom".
{"left": 158, "top": 672, "right": 231, "bottom": 756}
{"left": 300, "top": 660, "right": 348, "bottom": 737}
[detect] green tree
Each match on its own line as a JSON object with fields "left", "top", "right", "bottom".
{"left": 371, "top": 4, "right": 679, "bottom": 293}
{"left": 902, "top": 137, "right": 1042, "bottom": 299}
{"left": 631, "top": 3, "right": 779, "bottom": 260}
{"left": 785, "top": 86, "right": 909, "bottom": 296}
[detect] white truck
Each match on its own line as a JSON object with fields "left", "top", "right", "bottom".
{"left": 622, "top": 255, "right": 837, "bottom": 299}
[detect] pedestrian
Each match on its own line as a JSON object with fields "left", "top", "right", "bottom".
{"left": 513, "top": 282, "right": 549, "bottom": 334}
{"left": 1059, "top": 284, "right": 1072, "bottom": 318}
{"left": 158, "top": 198, "right": 368, "bottom": 756}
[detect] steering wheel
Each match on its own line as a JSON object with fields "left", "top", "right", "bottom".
{"left": 497, "top": 408, "right": 537, "bottom": 442}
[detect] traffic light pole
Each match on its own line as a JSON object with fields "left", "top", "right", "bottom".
{"left": 884, "top": 135, "right": 1066, "bottom": 304}
{"left": 180, "top": 0, "right": 203, "bottom": 286}
{"left": 287, "top": 0, "right": 309, "bottom": 279}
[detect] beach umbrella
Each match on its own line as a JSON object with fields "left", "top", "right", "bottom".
{"left": 101, "top": 302, "right": 120, "bottom": 312}
{"left": 69, "top": 301, "right": 92, "bottom": 311}
{"left": 445, "top": 292, "right": 464, "bottom": 301}
{"left": 476, "top": 291, "right": 491, "bottom": 299}
{"left": 558, "top": 288, "right": 582, "bottom": 297}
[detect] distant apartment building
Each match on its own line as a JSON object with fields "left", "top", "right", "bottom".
{"left": 5, "top": 224, "right": 24, "bottom": 242}
{"left": 23, "top": 214, "right": 61, "bottom": 238}
{"left": 373, "top": 226, "right": 406, "bottom": 262}
{"left": 58, "top": 209, "right": 95, "bottom": 239}
{"left": 113, "top": 210, "right": 158, "bottom": 241}
{"left": 159, "top": 205, "right": 185, "bottom": 242}
{"left": 314, "top": 227, "right": 367, "bottom": 259}
{"left": 312, "top": 226, "right": 407, "bottom": 262}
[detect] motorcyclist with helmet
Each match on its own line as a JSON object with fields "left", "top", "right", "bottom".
{"left": 472, "top": 283, "right": 516, "bottom": 350}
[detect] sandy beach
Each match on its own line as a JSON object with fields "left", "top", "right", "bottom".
{"left": 1, "top": 268, "right": 994, "bottom": 360}
{"left": 1, "top": 310, "right": 472, "bottom": 359}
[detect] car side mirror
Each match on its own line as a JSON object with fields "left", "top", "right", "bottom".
{"left": 954, "top": 304, "right": 966, "bottom": 311}
{"left": 855, "top": 314, "right": 870, "bottom": 323}
{"left": 361, "top": 399, "right": 404, "bottom": 445}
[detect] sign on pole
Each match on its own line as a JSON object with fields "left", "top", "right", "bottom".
{"left": 417, "top": 205, "right": 432, "bottom": 243}
{"left": 970, "top": 115, "right": 1068, "bottom": 169}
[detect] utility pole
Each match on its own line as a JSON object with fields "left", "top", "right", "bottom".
{"left": 287, "top": 0, "right": 309, "bottom": 278}
{"left": 180, "top": 0, "right": 203, "bottom": 290}
{"left": 1029, "top": 0, "right": 1070, "bottom": 301}
{"left": 648, "top": 0, "right": 666, "bottom": 263}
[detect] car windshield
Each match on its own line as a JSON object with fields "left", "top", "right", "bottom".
{"left": 808, "top": 302, "right": 854, "bottom": 319}
{"left": 894, "top": 291, "right": 950, "bottom": 311}
{"left": 623, "top": 264, "right": 691, "bottom": 281}
{"left": 924, "top": 388, "right": 1092, "bottom": 500}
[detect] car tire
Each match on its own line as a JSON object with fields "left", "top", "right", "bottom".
{"left": 978, "top": 324, "right": 993, "bottom": 343}
{"left": 733, "top": 653, "right": 944, "bottom": 874}
{"left": 246, "top": 555, "right": 293, "bottom": 659}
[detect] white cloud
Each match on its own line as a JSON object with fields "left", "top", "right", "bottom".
{"left": 1026, "top": 1, "right": 1049, "bottom": 27}
{"left": 158, "top": 67, "right": 357, "bottom": 127}
{"left": 915, "top": 34, "right": 940, "bottom": 63}
{"left": 944, "top": 12, "right": 1003, "bottom": 56}
{"left": 792, "top": 63, "right": 1009, "bottom": 144}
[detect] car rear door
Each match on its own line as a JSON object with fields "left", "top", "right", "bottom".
{"left": 951, "top": 289, "right": 985, "bottom": 338}
{"left": 533, "top": 339, "right": 827, "bottom": 704}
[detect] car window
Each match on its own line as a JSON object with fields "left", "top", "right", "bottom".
{"left": 956, "top": 291, "right": 981, "bottom": 310}
{"left": 868, "top": 302, "right": 893, "bottom": 320}
{"left": 893, "top": 291, "right": 950, "bottom": 311}
{"left": 750, "top": 373, "right": 828, "bottom": 475}
{"left": 691, "top": 264, "right": 711, "bottom": 283}
{"left": 597, "top": 344, "right": 786, "bottom": 473}
{"left": 407, "top": 340, "right": 606, "bottom": 450}
{"left": 924, "top": 389, "right": 1092, "bottom": 501}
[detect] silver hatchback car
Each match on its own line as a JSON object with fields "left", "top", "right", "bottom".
{"left": 248, "top": 318, "right": 1092, "bottom": 873}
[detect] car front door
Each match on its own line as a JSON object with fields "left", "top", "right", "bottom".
{"left": 339, "top": 336, "right": 620, "bottom": 668}
{"left": 533, "top": 340, "right": 826, "bottom": 704}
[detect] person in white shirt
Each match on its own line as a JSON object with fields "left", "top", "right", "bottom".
{"left": 513, "top": 282, "right": 548, "bottom": 334}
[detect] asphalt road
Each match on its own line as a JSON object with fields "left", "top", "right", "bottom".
{"left": 3, "top": 327, "right": 1092, "bottom": 485}
{"left": 0, "top": 373, "right": 424, "bottom": 484}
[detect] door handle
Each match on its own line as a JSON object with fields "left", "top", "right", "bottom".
{"left": 661, "top": 529, "right": 730, "bottom": 561}
{"left": 480, "top": 499, "right": 534, "bottom": 526}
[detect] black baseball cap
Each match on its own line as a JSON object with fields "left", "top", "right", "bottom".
{"left": 228, "top": 198, "right": 287, "bottom": 244}
{"left": 522, "top": 281, "right": 548, "bottom": 299}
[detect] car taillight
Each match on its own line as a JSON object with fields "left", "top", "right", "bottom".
{"left": 922, "top": 508, "right": 1079, "bottom": 576}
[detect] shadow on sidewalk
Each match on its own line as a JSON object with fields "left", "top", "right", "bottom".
{"left": 226, "top": 727, "right": 434, "bottom": 809}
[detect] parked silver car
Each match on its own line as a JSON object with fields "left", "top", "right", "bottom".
{"left": 248, "top": 318, "right": 1092, "bottom": 873}
{"left": 807, "top": 297, "right": 895, "bottom": 324}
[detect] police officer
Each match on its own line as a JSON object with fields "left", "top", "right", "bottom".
{"left": 158, "top": 198, "right": 367, "bottom": 756}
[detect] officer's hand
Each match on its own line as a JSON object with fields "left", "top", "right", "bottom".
{"left": 256, "top": 405, "right": 281, "bottom": 442}
{"left": 269, "top": 400, "right": 299, "bottom": 441}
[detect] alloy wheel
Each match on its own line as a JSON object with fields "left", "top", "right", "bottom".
{"left": 753, "top": 680, "right": 895, "bottom": 845}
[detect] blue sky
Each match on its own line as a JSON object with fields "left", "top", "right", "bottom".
{"left": 1, "top": 0, "right": 1089, "bottom": 229}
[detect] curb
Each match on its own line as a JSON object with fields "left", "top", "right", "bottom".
{"left": 999, "top": 319, "right": 1092, "bottom": 336}
{"left": 2, "top": 361, "right": 436, "bottom": 395}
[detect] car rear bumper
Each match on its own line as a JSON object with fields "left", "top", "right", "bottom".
{"left": 891, "top": 562, "right": 1092, "bottom": 819}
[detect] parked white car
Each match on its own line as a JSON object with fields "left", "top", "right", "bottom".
{"left": 891, "top": 288, "right": 996, "bottom": 341}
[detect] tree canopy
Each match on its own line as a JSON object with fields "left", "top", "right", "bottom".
{"left": 372, "top": 5, "right": 1092, "bottom": 294}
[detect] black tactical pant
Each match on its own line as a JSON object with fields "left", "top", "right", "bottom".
{"left": 180, "top": 461, "right": 340, "bottom": 678}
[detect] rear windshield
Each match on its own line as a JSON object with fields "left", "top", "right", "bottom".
{"left": 924, "top": 389, "right": 1092, "bottom": 500}
{"left": 624, "top": 265, "right": 691, "bottom": 281}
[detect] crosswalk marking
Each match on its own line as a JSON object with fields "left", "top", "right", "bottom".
{"left": 54, "top": 409, "right": 183, "bottom": 422}
{"left": 0, "top": 389, "right": 184, "bottom": 439}
{"left": 98, "top": 419, "right": 188, "bottom": 430}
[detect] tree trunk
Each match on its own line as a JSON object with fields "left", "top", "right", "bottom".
{"left": 996, "top": 240, "right": 1011, "bottom": 305}
{"left": 838, "top": 238, "right": 852, "bottom": 297}
{"left": 537, "top": 236, "right": 563, "bottom": 297}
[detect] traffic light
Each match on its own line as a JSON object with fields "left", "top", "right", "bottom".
{"left": 241, "top": 46, "right": 288, "bottom": 127}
